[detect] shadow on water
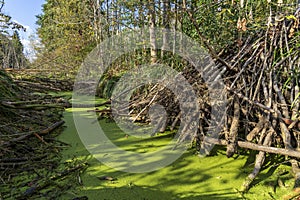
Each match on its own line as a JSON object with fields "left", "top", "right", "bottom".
{"left": 67, "top": 186, "right": 243, "bottom": 200}
{"left": 59, "top": 106, "right": 293, "bottom": 200}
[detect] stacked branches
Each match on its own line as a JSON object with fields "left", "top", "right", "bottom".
{"left": 0, "top": 70, "right": 85, "bottom": 199}
{"left": 94, "top": 5, "right": 300, "bottom": 193}
{"left": 221, "top": 8, "right": 300, "bottom": 192}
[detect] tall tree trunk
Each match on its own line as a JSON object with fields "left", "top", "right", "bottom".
{"left": 148, "top": 0, "right": 157, "bottom": 64}
{"left": 178, "top": 0, "right": 186, "bottom": 52}
{"left": 106, "top": 0, "right": 110, "bottom": 37}
{"left": 138, "top": 0, "right": 147, "bottom": 63}
{"left": 92, "top": 0, "right": 102, "bottom": 43}
{"left": 161, "top": 0, "right": 170, "bottom": 58}
{"left": 172, "top": 0, "right": 178, "bottom": 54}
{"left": 111, "top": 0, "right": 117, "bottom": 35}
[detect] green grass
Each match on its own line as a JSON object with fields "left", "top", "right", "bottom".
{"left": 57, "top": 97, "right": 295, "bottom": 200}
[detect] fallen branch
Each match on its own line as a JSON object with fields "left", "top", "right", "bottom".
{"left": 87, "top": 108, "right": 111, "bottom": 113}
{"left": 70, "top": 100, "right": 111, "bottom": 108}
{"left": 1, "top": 120, "right": 65, "bottom": 147}
{"left": 1, "top": 101, "right": 63, "bottom": 110}
{"left": 14, "top": 80, "right": 62, "bottom": 91}
{"left": 39, "top": 120, "right": 65, "bottom": 135}
{"left": 202, "top": 137, "right": 300, "bottom": 158}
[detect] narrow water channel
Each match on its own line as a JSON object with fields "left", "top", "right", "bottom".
{"left": 56, "top": 96, "right": 293, "bottom": 200}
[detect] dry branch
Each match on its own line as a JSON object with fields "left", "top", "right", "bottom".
{"left": 226, "top": 97, "right": 240, "bottom": 158}
{"left": 203, "top": 137, "right": 300, "bottom": 158}
{"left": 1, "top": 120, "right": 64, "bottom": 147}
{"left": 242, "top": 130, "right": 274, "bottom": 192}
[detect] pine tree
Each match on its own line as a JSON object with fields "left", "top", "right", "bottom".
{"left": 0, "top": 1, "right": 27, "bottom": 69}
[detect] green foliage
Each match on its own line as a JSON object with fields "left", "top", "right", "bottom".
{"left": 36, "top": 0, "right": 96, "bottom": 71}
{"left": 97, "top": 75, "right": 120, "bottom": 98}
{"left": 35, "top": 0, "right": 300, "bottom": 80}
{"left": 0, "top": 32, "right": 28, "bottom": 69}
{"left": 0, "top": 70, "right": 20, "bottom": 118}
{"left": 0, "top": 70, "right": 18, "bottom": 98}
{"left": 182, "top": 0, "right": 239, "bottom": 51}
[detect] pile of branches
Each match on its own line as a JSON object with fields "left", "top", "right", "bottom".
{"left": 95, "top": 8, "right": 300, "bottom": 195}
{"left": 217, "top": 9, "right": 300, "bottom": 193}
{"left": 0, "top": 71, "right": 85, "bottom": 199}
{"left": 14, "top": 77, "right": 74, "bottom": 92}
{"left": 6, "top": 68, "right": 74, "bottom": 92}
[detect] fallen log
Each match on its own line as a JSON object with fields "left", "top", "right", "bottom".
{"left": 39, "top": 120, "right": 65, "bottom": 134}
{"left": 1, "top": 101, "right": 64, "bottom": 110}
{"left": 87, "top": 108, "right": 111, "bottom": 113}
{"left": 1, "top": 120, "right": 65, "bottom": 147}
{"left": 14, "top": 80, "right": 62, "bottom": 91}
{"left": 202, "top": 137, "right": 300, "bottom": 158}
{"left": 70, "top": 100, "right": 111, "bottom": 108}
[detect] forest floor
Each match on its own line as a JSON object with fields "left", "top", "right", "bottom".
{"left": 57, "top": 93, "right": 295, "bottom": 200}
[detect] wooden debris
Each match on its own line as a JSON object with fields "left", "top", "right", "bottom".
{"left": 0, "top": 71, "right": 82, "bottom": 199}
{"left": 97, "top": 176, "right": 117, "bottom": 181}
{"left": 107, "top": 9, "right": 300, "bottom": 192}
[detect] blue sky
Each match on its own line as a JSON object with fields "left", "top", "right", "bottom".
{"left": 3, "top": 0, "right": 45, "bottom": 59}
{"left": 3, "top": 0, "right": 45, "bottom": 30}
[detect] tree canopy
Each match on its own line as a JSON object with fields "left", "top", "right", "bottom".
{"left": 35, "top": 0, "right": 300, "bottom": 72}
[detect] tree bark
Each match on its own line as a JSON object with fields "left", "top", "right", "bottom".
{"left": 226, "top": 97, "right": 240, "bottom": 157}
{"left": 161, "top": 0, "right": 170, "bottom": 58}
{"left": 148, "top": 0, "right": 157, "bottom": 64}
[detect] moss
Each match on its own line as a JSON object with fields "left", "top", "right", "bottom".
{"left": 0, "top": 70, "right": 19, "bottom": 100}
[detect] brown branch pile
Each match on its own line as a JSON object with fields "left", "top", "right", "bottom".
{"left": 221, "top": 12, "right": 300, "bottom": 192}
{"left": 95, "top": 10, "right": 300, "bottom": 193}
{"left": 6, "top": 69, "right": 74, "bottom": 92}
{"left": 0, "top": 71, "right": 84, "bottom": 199}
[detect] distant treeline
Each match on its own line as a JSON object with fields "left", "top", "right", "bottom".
{"left": 0, "top": 31, "right": 29, "bottom": 69}
{"left": 0, "top": 1, "right": 29, "bottom": 69}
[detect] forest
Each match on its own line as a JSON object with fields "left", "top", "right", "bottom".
{"left": 0, "top": 0, "right": 300, "bottom": 199}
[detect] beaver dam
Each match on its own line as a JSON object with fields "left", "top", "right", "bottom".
{"left": 1, "top": 1, "right": 300, "bottom": 199}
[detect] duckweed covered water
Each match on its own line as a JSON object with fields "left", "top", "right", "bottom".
{"left": 58, "top": 98, "right": 295, "bottom": 200}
